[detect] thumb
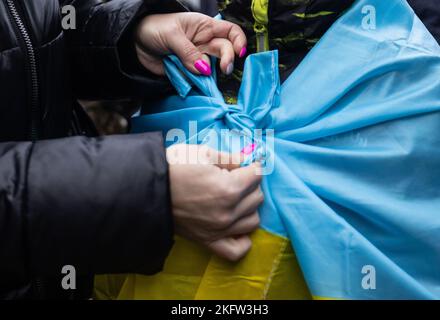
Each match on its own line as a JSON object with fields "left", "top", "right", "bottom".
{"left": 167, "top": 32, "right": 212, "bottom": 76}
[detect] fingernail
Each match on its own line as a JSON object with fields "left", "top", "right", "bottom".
{"left": 241, "top": 143, "right": 256, "bottom": 155}
{"left": 226, "top": 63, "right": 234, "bottom": 75}
{"left": 194, "top": 59, "right": 212, "bottom": 76}
{"left": 239, "top": 47, "right": 247, "bottom": 58}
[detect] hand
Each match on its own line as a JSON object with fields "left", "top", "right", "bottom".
{"left": 135, "top": 12, "right": 247, "bottom": 76}
{"left": 167, "top": 144, "right": 263, "bottom": 261}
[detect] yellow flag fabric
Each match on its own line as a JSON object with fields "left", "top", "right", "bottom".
{"left": 94, "top": 229, "right": 311, "bottom": 300}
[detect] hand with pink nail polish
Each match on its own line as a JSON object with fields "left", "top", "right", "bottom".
{"left": 135, "top": 12, "right": 247, "bottom": 76}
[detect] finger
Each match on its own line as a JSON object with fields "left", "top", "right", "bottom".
{"left": 210, "top": 19, "right": 247, "bottom": 58}
{"left": 167, "top": 29, "right": 212, "bottom": 76}
{"left": 201, "top": 54, "right": 211, "bottom": 68}
{"left": 232, "top": 187, "right": 264, "bottom": 222}
{"left": 224, "top": 211, "right": 261, "bottom": 237}
{"left": 206, "top": 235, "right": 252, "bottom": 262}
{"left": 198, "top": 38, "right": 235, "bottom": 75}
{"left": 214, "top": 152, "right": 245, "bottom": 170}
{"left": 230, "top": 162, "right": 263, "bottom": 196}
{"left": 202, "top": 147, "right": 244, "bottom": 170}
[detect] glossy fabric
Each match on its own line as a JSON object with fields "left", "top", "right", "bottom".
{"left": 132, "top": 0, "right": 440, "bottom": 299}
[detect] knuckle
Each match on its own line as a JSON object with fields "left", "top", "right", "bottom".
{"left": 226, "top": 186, "right": 240, "bottom": 200}
{"left": 167, "top": 23, "right": 181, "bottom": 38}
{"left": 183, "top": 45, "right": 199, "bottom": 59}
{"left": 204, "top": 23, "right": 215, "bottom": 39}
{"left": 216, "top": 180, "right": 230, "bottom": 193}
{"left": 216, "top": 211, "right": 233, "bottom": 228}
{"left": 227, "top": 242, "right": 250, "bottom": 262}
{"left": 225, "top": 250, "right": 241, "bottom": 262}
{"left": 169, "top": 22, "right": 179, "bottom": 33}
{"left": 217, "top": 183, "right": 239, "bottom": 206}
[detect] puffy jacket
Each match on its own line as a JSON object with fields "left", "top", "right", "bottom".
{"left": 0, "top": 0, "right": 183, "bottom": 299}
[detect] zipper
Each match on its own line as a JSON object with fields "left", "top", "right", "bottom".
{"left": 252, "top": 0, "right": 270, "bottom": 52}
{"left": 254, "top": 24, "right": 269, "bottom": 52}
{"left": 6, "top": 0, "right": 41, "bottom": 141}
{"left": 6, "top": 0, "right": 43, "bottom": 298}
{"left": 33, "top": 277, "right": 46, "bottom": 299}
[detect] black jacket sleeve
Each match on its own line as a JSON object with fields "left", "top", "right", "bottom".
{"left": 0, "top": 133, "right": 173, "bottom": 288}
{"left": 60, "top": 0, "right": 185, "bottom": 100}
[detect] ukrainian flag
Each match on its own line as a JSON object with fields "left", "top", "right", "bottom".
{"left": 96, "top": 0, "right": 440, "bottom": 300}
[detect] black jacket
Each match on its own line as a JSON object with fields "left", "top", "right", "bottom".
{"left": 408, "top": 0, "right": 440, "bottom": 44}
{"left": 0, "top": 0, "right": 182, "bottom": 299}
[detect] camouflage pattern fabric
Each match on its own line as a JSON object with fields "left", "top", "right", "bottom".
{"left": 217, "top": 0, "right": 355, "bottom": 103}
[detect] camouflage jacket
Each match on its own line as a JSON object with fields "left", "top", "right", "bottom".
{"left": 217, "top": 0, "right": 355, "bottom": 102}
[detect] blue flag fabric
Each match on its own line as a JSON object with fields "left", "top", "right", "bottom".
{"left": 132, "top": 0, "right": 440, "bottom": 299}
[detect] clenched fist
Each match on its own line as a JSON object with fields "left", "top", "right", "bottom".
{"left": 167, "top": 144, "right": 263, "bottom": 262}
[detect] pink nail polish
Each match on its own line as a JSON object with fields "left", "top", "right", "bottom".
{"left": 239, "top": 47, "right": 247, "bottom": 58}
{"left": 241, "top": 143, "right": 256, "bottom": 155}
{"left": 194, "top": 60, "right": 212, "bottom": 76}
